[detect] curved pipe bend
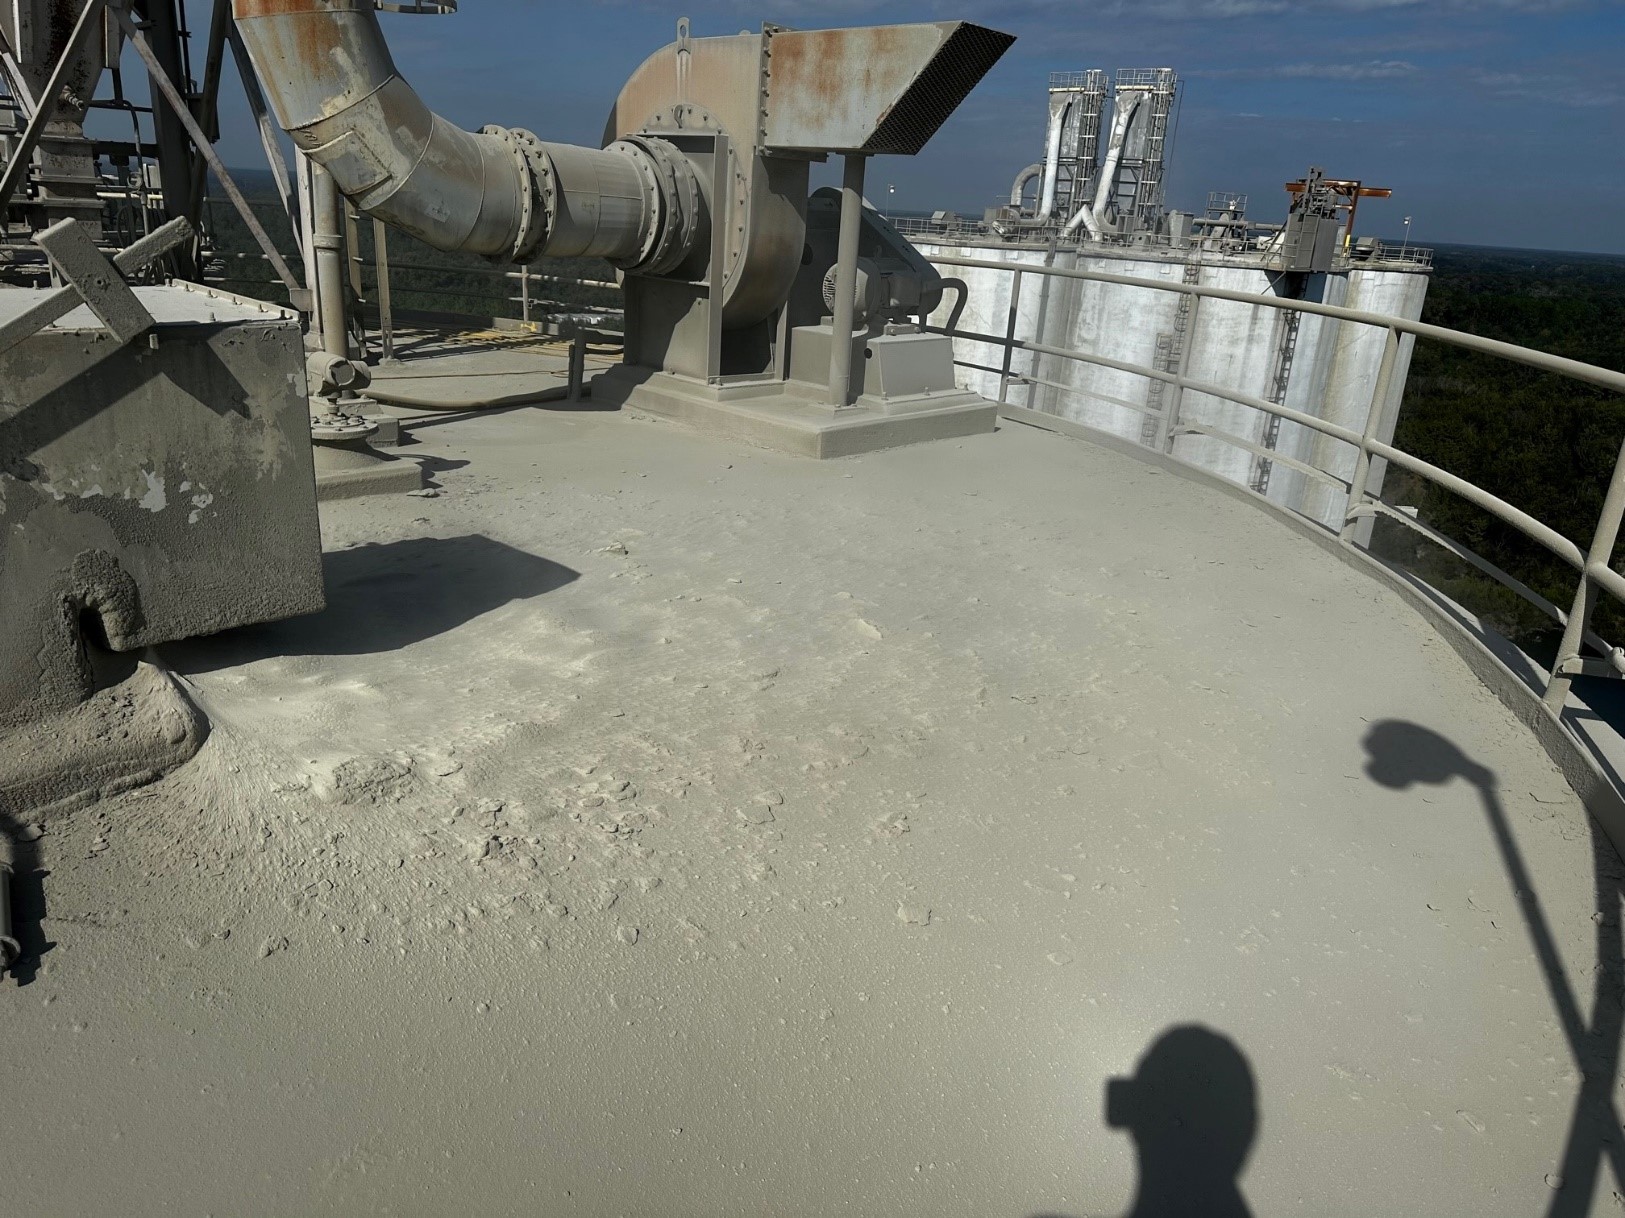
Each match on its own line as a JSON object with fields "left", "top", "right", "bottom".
{"left": 1009, "top": 163, "right": 1043, "bottom": 209}
{"left": 232, "top": 0, "right": 699, "bottom": 269}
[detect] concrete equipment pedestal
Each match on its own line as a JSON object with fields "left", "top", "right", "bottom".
{"left": 310, "top": 409, "right": 422, "bottom": 500}
{"left": 594, "top": 324, "right": 997, "bottom": 459}
{"left": 594, "top": 367, "right": 995, "bottom": 459}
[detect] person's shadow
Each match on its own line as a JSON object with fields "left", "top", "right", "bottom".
{"left": 1032, "top": 1024, "right": 1257, "bottom": 1218}
{"left": 1105, "top": 1025, "right": 1256, "bottom": 1218}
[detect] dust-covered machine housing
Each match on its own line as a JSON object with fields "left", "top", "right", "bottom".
{"left": 591, "top": 21, "right": 1015, "bottom": 456}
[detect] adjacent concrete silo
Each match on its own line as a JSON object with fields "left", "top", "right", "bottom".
{"left": 908, "top": 73, "right": 1432, "bottom": 531}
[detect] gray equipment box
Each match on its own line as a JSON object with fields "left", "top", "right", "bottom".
{"left": 0, "top": 282, "right": 324, "bottom": 727}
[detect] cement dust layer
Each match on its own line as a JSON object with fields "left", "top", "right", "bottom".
{"left": 8, "top": 409, "right": 1620, "bottom": 1216}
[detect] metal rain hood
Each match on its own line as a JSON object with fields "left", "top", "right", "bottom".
{"left": 764, "top": 22, "right": 1014, "bottom": 156}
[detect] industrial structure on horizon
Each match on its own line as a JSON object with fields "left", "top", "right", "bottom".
{"left": 903, "top": 68, "right": 1433, "bottom": 529}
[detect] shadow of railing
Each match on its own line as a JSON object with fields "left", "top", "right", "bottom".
{"left": 1364, "top": 720, "right": 1625, "bottom": 1216}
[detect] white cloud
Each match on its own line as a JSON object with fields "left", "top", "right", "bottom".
{"left": 1192, "top": 59, "right": 1419, "bottom": 79}
{"left": 1469, "top": 68, "right": 1625, "bottom": 106}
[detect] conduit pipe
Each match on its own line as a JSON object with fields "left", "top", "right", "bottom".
{"left": 1063, "top": 90, "right": 1144, "bottom": 239}
{"left": 231, "top": 0, "right": 701, "bottom": 272}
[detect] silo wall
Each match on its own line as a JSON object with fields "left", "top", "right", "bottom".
{"left": 917, "top": 239, "right": 1429, "bottom": 530}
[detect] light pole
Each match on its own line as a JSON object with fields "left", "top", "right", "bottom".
{"left": 1402, "top": 215, "right": 1412, "bottom": 253}
{"left": 887, "top": 183, "right": 896, "bottom": 218}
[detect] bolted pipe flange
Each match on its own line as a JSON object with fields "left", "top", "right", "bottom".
{"left": 613, "top": 135, "right": 705, "bottom": 277}
{"left": 481, "top": 124, "right": 558, "bottom": 264}
{"left": 609, "top": 138, "right": 667, "bottom": 271}
{"left": 510, "top": 128, "right": 561, "bottom": 263}
{"left": 310, "top": 408, "right": 379, "bottom": 445}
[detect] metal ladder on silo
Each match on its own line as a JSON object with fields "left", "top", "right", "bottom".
{"left": 1140, "top": 255, "right": 1201, "bottom": 447}
{"left": 1248, "top": 304, "right": 1302, "bottom": 492}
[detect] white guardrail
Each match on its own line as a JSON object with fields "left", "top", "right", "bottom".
{"left": 918, "top": 251, "right": 1625, "bottom": 713}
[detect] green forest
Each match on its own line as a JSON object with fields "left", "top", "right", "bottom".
{"left": 1371, "top": 244, "right": 1625, "bottom": 652}
{"left": 202, "top": 172, "right": 1625, "bottom": 653}
{"left": 203, "top": 169, "right": 619, "bottom": 324}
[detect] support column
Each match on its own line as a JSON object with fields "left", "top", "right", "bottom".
{"left": 373, "top": 216, "right": 395, "bottom": 364}
{"left": 827, "top": 153, "right": 867, "bottom": 409}
{"left": 135, "top": 0, "right": 199, "bottom": 277}
{"left": 310, "top": 161, "right": 348, "bottom": 360}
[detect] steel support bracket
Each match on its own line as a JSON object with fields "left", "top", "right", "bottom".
{"left": 35, "top": 218, "right": 156, "bottom": 345}
{"left": 0, "top": 216, "right": 192, "bottom": 359}
{"left": 1557, "top": 651, "right": 1625, "bottom": 679}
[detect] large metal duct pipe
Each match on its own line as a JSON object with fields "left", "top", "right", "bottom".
{"left": 1063, "top": 90, "right": 1144, "bottom": 238}
{"left": 231, "top": 0, "right": 701, "bottom": 271}
{"left": 1036, "top": 95, "right": 1071, "bottom": 219}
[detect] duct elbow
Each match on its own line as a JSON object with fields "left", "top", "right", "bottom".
{"left": 232, "top": 0, "right": 703, "bottom": 272}
{"left": 234, "top": 0, "right": 526, "bottom": 257}
{"left": 1062, "top": 202, "right": 1102, "bottom": 238}
{"left": 1009, "top": 163, "right": 1043, "bottom": 209}
{"left": 298, "top": 82, "right": 526, "bottom": 258}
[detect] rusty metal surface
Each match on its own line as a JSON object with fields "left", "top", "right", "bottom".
{"left": 764, "top": 22, "right": 1013, "bottom": 155}
{"left": 233, "top": 0, "right": 526, "bottom": 258}
{"left": 604, "top": 30, "right": 768, "bottom": 151}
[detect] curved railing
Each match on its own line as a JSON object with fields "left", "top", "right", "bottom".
{"left": 918, "top": 251, "right": 1625, "bottom": 714}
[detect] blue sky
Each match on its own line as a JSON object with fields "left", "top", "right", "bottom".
{"left": 208, "top": 0, "right": 1625, "bottom": 254}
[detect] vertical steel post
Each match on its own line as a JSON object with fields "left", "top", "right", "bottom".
{"left": 185, "top": 0, "right": 231, "bottom": 222}
{"left": 703, "top": 132, "right": 729, "bottom": 383}
{"left": 343, "top": 200, "right": 364, "bottom": 355}
{"left": 344, "top": 201, "right": 364, "bottom": 299}
{"left": 521, "top": 264, "right": 531, "bottom": 325}
{"left": 1544, "top": 435, "right": 1625, "bottom": 711}
{"left": 1339, "top": 325, "right": 1401, "bottom": 544}
{"left": 135, "top": 0, "right": 198, "bottom": 276}
{"left": 310, "top": 162, "right": 348, "bottom": 360}
{"left": 828, "top": 153, "right": 867, "bottom": 408}
{"left": 568, "top": 332, "right": 587, "bottom": 400}
{"left": 296, "top": 152, "right": 317, "bottom": 307}
{"left": 373, "top": 215, "right": 394, "bottom": 364}
{"left": 997, "top": 269, "right": 1024, "bottom": 406}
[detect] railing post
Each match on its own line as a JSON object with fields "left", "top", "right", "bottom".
{"left": 997, "top": 268, "right": 1023, "bottom": 406}
{"left": 372, "top": 215, "right": 395, "bottom": 365}
{"left": 1340, "top": 325, "right": 1401, "bottom": 544}
{"left": 1544, "top": 434, "right": 1625, "bottom": 712}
